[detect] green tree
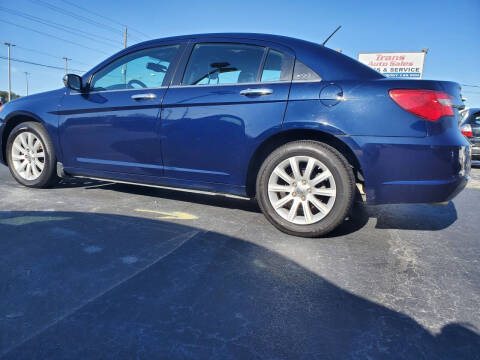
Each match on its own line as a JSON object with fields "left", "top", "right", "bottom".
{"left": 0, "top": 90, "right": 21, "bottom": 103}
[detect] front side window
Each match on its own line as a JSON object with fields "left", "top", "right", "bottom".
{"left": 182, "top": 43, "right": 265, "bottom": 86}
{"left": 90, "top": 45, "right": 180, "bottom": 91}
{"left": 261, "top": 49, "right": 293, "bottom": 82}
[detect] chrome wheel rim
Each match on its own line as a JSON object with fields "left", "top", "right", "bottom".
{"left": 268, "top": 156, "right": 336, "bottom": 225}
{"left": 11, "top": 131, "right": 45, "bottom": 181}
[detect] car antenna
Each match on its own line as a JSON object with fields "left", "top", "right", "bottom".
{"left": 322, "top": 25, "right": 342, "bottom": 46}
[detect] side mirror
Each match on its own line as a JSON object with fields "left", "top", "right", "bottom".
{"left": 63, "top": 74, "right": 83, "bottom": 92}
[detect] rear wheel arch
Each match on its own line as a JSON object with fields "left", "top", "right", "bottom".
{"left": 246, "top": 129, "right": 363, "bottom": 198}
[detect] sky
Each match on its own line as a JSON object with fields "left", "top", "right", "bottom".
{"left": 1, "top": 0, "right": 479, "bottom": 106}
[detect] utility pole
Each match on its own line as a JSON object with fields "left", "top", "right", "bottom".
{"left": 62, "top": 56, "right": 71, "bottom": 74}
{"left": 3, "top": 42, "right": 16, "bottom": 102}
{"left": 24, "top": 72, "right": 30, "bottom": 96}
{"left": 122, "top": 26, "right": 128, "bottom": 86}
{"left": 420, "top": 48, "right": 428, "bottom": 79}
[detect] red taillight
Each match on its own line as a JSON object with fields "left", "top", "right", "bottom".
{"left": 389, "top": 89, "right": 454, "bottom": 121}
{"left": 461, "top": 123, "right": 473, "bottom": 138}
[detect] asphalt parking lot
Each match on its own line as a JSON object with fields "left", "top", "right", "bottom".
{"left": 1, "top": 165, "right": 479, "bottom": 359}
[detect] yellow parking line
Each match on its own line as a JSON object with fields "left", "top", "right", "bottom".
{"left": 135, "top": 208, "right": 198, "bottom": 220}
{"left": 467, "top": 185, "right": 480, "bottom": 190}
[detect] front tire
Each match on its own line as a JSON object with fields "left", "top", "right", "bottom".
{"left": 256, "top": 141, "right": 355, "bottom": 237}
{"left": 6, "top": 122, "right": 59, "bottom": 188}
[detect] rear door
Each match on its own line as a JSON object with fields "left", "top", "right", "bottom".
{"left": 160, "top": 39, "right": 294, "bottom": 186}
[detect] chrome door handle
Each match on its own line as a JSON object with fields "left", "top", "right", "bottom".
{"left": 240, "top": 88, "right": 273, "bottom": 96}
{"left": 131, "top": 93, "right": 157, "bottom": 100}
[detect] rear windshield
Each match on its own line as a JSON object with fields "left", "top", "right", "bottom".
{"left": 461, "top": 110, "right": 480, "bottom": 126}
{"left": 472, "top": 113, "right": 480, "bottom": 125}
{"left": 295, "top": 40, "right": 385, "bottom": 81}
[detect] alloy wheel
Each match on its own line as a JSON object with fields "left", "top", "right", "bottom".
{"left": 11, "top": 131, "right": 45, "bottom": 181}
{"left": 267, "top": 156, "right": 336, "bottom": 225}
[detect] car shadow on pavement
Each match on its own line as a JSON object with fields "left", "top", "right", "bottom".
{"left": 368, "top": 201, "right": 458, "bottom": 231}
{"left": 0, "top": 211, "right": 477, "bottom": 359}
{"left": 85, "top": 180, "right": 262, "bottom": 213}
{"left": 55, "top": 177, "right": 113, "bottom": 190}
{"left": 58, "top": 178, "right": 459, "bottom": 235}
{"left": 326, "top": 200, "right": 458, "bottom": 237}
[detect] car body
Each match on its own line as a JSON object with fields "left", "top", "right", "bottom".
{"left": 460, "top": 108, "right": 480, "bottom": 163}
{"left": 0, "top": 33, "right": 471, "bottom": 236}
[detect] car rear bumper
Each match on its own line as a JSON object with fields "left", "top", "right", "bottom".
{"left": 372, "top": 174, "right": 469, "bottom": 204}
{"left": 349, "top": 135, "right": 471, "bottom": 205}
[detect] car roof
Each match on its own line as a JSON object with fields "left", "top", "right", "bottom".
{"left": 462, "top": 107, "right": 480, "bottom": 118}
{"left": 460, "top": 108, "right": 480, "bottom": 125}
{"left": 148, "top": 32, "right": 312, "bottom": 46}
{"left": 85, "top": 33, "right": 384, "bottom": 82}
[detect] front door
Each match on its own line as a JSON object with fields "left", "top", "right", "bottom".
{"left": 161, "top": 40, "right": 294, "bottom": 187}
{"left": 59, "top": 44, "right": 182, "bottom": 178}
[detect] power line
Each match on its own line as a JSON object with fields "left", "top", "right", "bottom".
{"left": 0, "top": 6, "right": 122, "bottom": 48}
{"left": 0, "top": 55, "right": 86, "bottom": 73}
{"left": 30, "top": 0, "right": 125, "bottom": 37}
{"left": 0, "top": 19, "right": 111, "bottom": 55}
{"left": 60, "top": 0, "right": 151, "bottom": 40}
{"left": 462, "top": 84, "right": 480, "bottom": 88}
{"left": 14, "top": 45, "right": 94, "bottom": 67}
{"left": 30, "top": 0, "right": 146, "bottom": 43}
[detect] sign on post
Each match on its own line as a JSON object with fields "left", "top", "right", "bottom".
{"left": 358, "top": 52, "right": 426, "bottom": 78}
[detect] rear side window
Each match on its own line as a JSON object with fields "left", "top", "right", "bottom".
{"left": 90, "top": 45, "right": 179, "bottom": 91}
{"left": 182, "top": 43, "right": 265, "bottom": 85}
{"left": 261, "top": 49, "right": 294, "bottom": 82}
{"left": 293, "top": 60, "right": 322, "bottom": 82}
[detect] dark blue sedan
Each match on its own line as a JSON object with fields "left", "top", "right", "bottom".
{"left": 0, "top": 33, "right": 471, "bottom": 237}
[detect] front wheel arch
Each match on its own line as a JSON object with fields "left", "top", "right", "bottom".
{"left": 2, "top": 112, "right": 43, "bottom": 164}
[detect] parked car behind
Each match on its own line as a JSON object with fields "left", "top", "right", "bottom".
{"left": 0, "top": 33, "right": 471, "bottom": 237}
{"left": 460, "top": 108, "right": 480, "bottom": 164}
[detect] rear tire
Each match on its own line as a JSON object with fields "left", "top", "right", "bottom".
{"left": 256, "top": 140, "right": 355, "bottom": 237}
{"left": 6, "top": 122, "right": 59, "bottom": 188}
